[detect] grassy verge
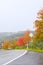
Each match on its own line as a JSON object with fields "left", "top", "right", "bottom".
{"left": 26, "top": 48, "right": 43, "bottom": 53}
{"left": 2, "top": 46, "right": 43, "bottom": 53}
{"left": 14, "top": 46, "right": 43, "bottom": 53}
{"left": 2, "top": 48, "right": 43, "bottom": 53}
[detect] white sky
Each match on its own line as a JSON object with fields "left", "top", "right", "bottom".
{"left": 0, "top": 0, "right": 43, "bottom": 32}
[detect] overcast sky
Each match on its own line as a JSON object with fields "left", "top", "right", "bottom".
{"left": 0, "top": 0, "right": 43, "bottom": 32}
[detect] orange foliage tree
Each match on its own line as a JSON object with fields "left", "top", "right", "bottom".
{"left": 2, "top": 40, "right": 10, "bottom": 49}
{"left": 33, "top": 9, "right": 43, "bottom": 49}
{"left": 15, "top": 30, "right": 32, "bottom": 48}
{"left": 11, "top": 40, "right": 17, "bottom": 49}
{"left": 23, "top": 30, "right": 32, "bottom": 48}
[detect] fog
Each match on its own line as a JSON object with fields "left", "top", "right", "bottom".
{"left": 0, "top": 0, "right": 43, "bottom": 32}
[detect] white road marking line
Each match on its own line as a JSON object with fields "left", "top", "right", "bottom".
{"left": 3, "top": 50, "right": 27, "bottom": 65}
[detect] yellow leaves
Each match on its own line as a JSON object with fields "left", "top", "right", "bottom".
{"left": 2, "top": 40, "right": 17, "bottom": 49}
{"left": 23, "top": 30, "right": 32, "bottom": 43}
{"left": 35, "top": 9, "right": 43, "bottom": 27}
{"left": 2, "top": 40, "right": 10, "bottom": 49}
{"left": 33, "top": 9, "right": 43, "bottom": 43}
{"left": 27, "top": 9, "right": 43, "bottom": 45}
{"left": 35, "top": 27, "right": 41, "bottom": 33}
{"left": 7, "top": 43, "right": 12, "bottom": 49}
{"left": 40, "top": 34, "right": 43, "bottom": 39}
{"left": 35, "top": 20, "right": 42, "bottom": 27}
{"left": 11, "top": 40, "right": 17, "bottom": 48}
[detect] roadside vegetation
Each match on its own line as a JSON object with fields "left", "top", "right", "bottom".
{"left": 1, "top": 9, "right": 43, "bottom": 53}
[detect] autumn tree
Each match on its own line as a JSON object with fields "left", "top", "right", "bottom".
{"left": 33, "top": 9, "right": 43, "bottom": 49}
{"left": 11, "top": 40, "right": 17, "bottom": 49}
{"left": 17, "top": 37, "right": 24, "bottom": 46}
{"left": 23, "top": 30, "right": 32, "bottom": 48}
{"left": 2, "top": 40, "right": 10, "bottom": 49}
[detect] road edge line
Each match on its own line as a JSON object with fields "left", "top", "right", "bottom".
{"left": 3, "top": 50, "right": 27, "bottom": 65}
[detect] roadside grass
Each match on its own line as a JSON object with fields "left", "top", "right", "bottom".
{"left": 2, "top": 47, "right": 43, "bottom": 53}
{"left": 14, "top": 43, "right": 43, "bottom": 52}
{"left": 15, "top": 47, "right": 43, "bottom": 53}
{"left": 13, "top": 46, "right": 26, "bottom": 50}
{"left": 26, "top": 48, "right": 43, "bottom": 53}
{"left": 12, "top": 46, "right": 43, "bottom": 53}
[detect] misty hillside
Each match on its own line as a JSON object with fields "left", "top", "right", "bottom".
{"left": 0, "top": 31, "right": 34, "bottom": 44}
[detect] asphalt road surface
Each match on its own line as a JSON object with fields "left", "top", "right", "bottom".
{"left": 0, "top": 50, "right": 26, "bottom": 65}
{"left": 7, "top": 52, "right": 43, "bottom": 65}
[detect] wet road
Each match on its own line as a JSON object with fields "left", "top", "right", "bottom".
{"left": 0, "top": 50, "right": 26, "bottom": 65}
{"left": 7, "top": 52, "right": 43, "bottom": 65}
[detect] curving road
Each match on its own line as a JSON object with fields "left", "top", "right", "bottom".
{"left": 0, "top": 50, "right": 26, "bottom": 65}
{"left": 7, "top": 51, "right": 43, "bottom": 65}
